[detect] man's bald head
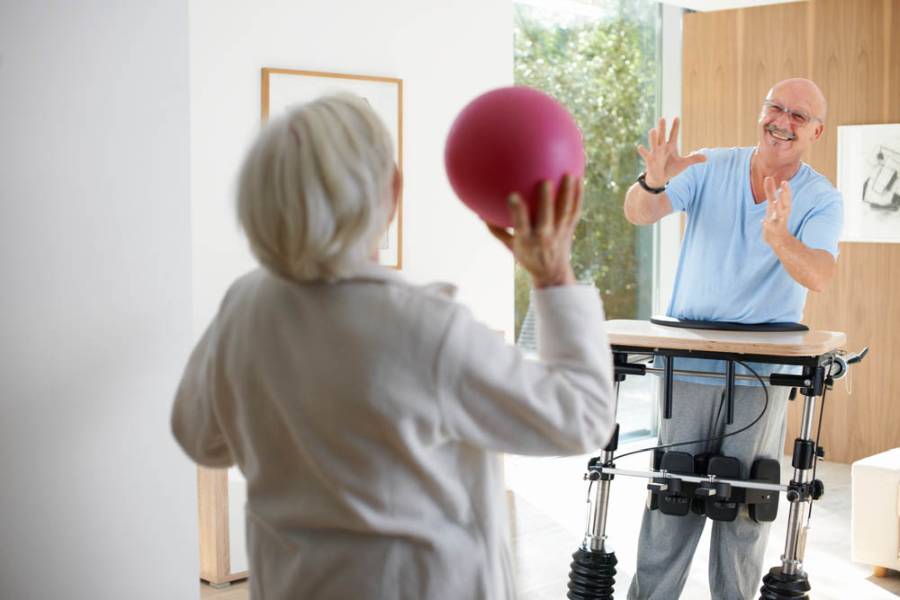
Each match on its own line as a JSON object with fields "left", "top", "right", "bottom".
{"left": 766, "top": 78, "right": 827, "bottom": 121}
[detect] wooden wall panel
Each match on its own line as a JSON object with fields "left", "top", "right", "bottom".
{"left": 738, "top": 3, "right": 810, "bottom": 145}
{"left": 683, "top": 0, "right": 900, "bottom": 463}
{"left": 804, "top": 244, "right": 900, "bottom": 460}
{"left": 808, "top": 0, "right": 887, "bottom": 181}
{"left": 889, "top": 0, "right": 900, "bottom": 123}
{"left": 801, "top": 0, "right": 900, "bottom": 463}
{"left": 682, "top": 11, "right": 740, "bottom": 153}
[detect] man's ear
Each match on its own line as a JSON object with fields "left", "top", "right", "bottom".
{"left": 812, "top": 121, "right": 825, "bottom": 142}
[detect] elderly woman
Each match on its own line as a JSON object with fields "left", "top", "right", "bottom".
{"left": 172, "top": 93, "right": 615, "bottom": 599}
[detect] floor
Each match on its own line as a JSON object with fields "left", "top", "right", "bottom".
{"left": 201, "top": 447, "right": 900, "bottom": 599}
{"left": 506, "top": 448, "right": 900, "bottom": 599}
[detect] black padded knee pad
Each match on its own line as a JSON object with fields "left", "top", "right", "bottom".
{"left": 658, "top": 451, "right": 694, "bottom": 517}
{"left": 705, "top": 456, "right": 741, "bottom": 522}
{"left": 748, "top": 458, "right": 780, "bottom": 523}
{"left": 691, "top": 452, "right": 717, "bottom": 517}
{"left": 647, "top": 448, "right": 665, "bottom": 511}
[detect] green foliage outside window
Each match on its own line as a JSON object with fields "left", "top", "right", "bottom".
{"left": 513, "top": 1, "right": 659, "bottom": 340}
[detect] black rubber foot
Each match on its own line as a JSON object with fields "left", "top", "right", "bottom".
{"left": 567, "top": 547, "right": 617, "bottom": 600}
{"left": 759, "top": 566, "right": 811, "bottom": 600}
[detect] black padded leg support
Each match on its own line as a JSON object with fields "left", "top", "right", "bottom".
{"left": 704, "top": 456, "right": 741, "bottom": 521}
{"left": 748, "top": 458, "right": 780, "bottom": 523}
{"left": 567, "top": 548, "right": 617, "bottom": 600}
{"left": 759, "top": 567, "right": 811, "bottom": 600}
{"left": 691, "top": 452, "right": 717, "bottom": 516}
{"left": 657, "top": 451, "right": 694, "bottom": 516}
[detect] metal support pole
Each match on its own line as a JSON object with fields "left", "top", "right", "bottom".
{"left": 781, "top": 390, "right": 816, "bottom": 576}
{"left": 584, "top": 448, "right": 615, "bottom": 552}
{"left": 568, "top": 385, "right": 620, "bottom": 599}
{"left": 583, "top": 378, "right": 618, "bottom": 551}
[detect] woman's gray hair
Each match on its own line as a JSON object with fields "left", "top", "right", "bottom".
{"left": 237, "top": 93, "right": 395, "bottom": 281}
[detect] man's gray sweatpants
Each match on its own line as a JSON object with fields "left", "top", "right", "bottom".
{"left": 626, "top": 381, "right": 790, "bottom": 600}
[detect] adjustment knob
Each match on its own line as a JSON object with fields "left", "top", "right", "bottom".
{"left": 811, "top": 479, "right": 825, "bottom": 500}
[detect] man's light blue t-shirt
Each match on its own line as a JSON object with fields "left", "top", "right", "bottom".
{"left": 663, "top": 146, "right": 843, "bottom": 385}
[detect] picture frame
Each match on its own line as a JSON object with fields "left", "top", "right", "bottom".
{"left": 837, "top": 123, "right": 900, "bottom": 244}
{"left": 261, "top": 68, "right": 404, "bottom": 268}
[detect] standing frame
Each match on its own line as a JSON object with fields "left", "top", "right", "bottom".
{"left": 261, "top": 68, "right": 404, "bottom": 268}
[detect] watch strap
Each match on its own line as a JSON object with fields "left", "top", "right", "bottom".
{"left": 637, "top": 172, "right": 667, "bottom": 194}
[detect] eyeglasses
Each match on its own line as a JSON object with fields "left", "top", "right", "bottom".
{"left": 761, "top": 100, "right": 822, "bottom": 127}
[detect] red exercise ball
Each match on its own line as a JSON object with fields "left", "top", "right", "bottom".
{"left": 444, "top": 86, "right": 585, "bottom": 228}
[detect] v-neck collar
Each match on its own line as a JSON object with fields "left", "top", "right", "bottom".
{"left": 745, "top": 148, "right": 804, "bottom": 210}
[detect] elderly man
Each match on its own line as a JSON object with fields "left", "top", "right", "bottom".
{"left": 623, "top": 78, "right": 843, "bottom": 599}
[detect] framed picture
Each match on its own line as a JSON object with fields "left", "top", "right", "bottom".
{"left": 837, "top": 123, "right": 900, "bottom": 243}
{"left": 261, "top": 68, "right": 403, "bottom": 268}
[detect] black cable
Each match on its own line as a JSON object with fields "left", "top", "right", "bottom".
{"left": 606, "top": 361, "right": 768, "bottom": 466}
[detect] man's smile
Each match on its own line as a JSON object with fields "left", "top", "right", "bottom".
{"left": 765, "top": 123, "right": 796, "bottom": 143}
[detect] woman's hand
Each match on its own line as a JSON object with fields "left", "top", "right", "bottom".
{"left": 487, "top": 174, "right": 582, "bottom": 288}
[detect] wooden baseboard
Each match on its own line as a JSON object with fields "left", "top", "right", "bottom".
{"left": 201, "top": 570, "right": 249, "bottom": 586}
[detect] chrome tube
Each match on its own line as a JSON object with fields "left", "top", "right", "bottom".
{"left": 782, "top": 392, "right": 817, "bottom": 575}
{"left": 584, "top": 449, "right": 614, "bottom": 551}
{"left": 781, "top": 500, "right": 808, "bottom": 575}
{"left": 598, "top": 467, "right": 786, "bottom": 492}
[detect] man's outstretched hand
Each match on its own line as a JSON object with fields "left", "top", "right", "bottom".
{"left": 761, "top": 177, "right": 793, "bottom": 249}
{"left": 637, "top": 117, "right": 707, "bottom": 188}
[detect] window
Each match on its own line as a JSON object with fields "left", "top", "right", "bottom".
{"left": 513, "top": 0, "right": 661, "bottom": 441}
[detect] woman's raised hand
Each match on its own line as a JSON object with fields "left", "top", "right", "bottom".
{"left": 487, "top": 175, "right": 582, "bottom": 289}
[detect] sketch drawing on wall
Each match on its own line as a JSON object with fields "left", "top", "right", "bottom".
{"left": 261, "top": 68, "right": 404, "bottom": 268}
{"left": 862, "top": 145, "right": 900, "bottom": 211}
{"left": 837, "top": 123, "right": 900, "bottom": 243}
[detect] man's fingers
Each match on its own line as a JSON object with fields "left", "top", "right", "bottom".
{"left": 668, "top": 117, "right": 680, "bottom": 145}
{"left": 763, "top": 177, "right": 784, "bottom": 224}
{"left": 486, "top": 223, "right": 513, "bottom": 250}
{"left": 685, "top": 152, "right": 707, "bottom": 166}
{"left": 648, "top": 127, "right": 658, "bottom": 149}
{"left": 778, "top": 180, "right": 793, "bottom": 213}
{"left": 763, "top": 176, "right": 777, "bottom": 201}
{"left": 637, "top": 145, "right": 650, "bottom": 162}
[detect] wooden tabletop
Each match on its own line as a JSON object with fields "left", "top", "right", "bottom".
{"left": 606, "top": 319, "right": 846, "bottom": 357}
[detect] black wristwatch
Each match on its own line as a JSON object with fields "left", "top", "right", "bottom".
{"left": 637, "top": 172, "right": 667, "bottom": 194}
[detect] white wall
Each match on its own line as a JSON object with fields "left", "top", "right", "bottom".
{"left": 190, "top": 0, "right": 515, "bottom": 339}
{"left": 0, "top": 2, "right": 197, "bottom": 599}
{"left": 0, "top": 2, "right": 516, "bottom": 594}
